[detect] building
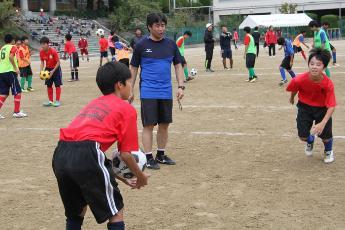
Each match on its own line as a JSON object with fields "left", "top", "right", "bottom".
{"left": 213, "top": 0, "right": 345, "bottom": 24}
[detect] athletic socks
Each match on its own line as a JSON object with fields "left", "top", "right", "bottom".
{"left": 27, "top": 75, "right": 33, "bottom": 88}
{"left": 56, "top": 87, "right": 61, "bottom": 101}
{"left": 47, "top": 87, "right": 54, "bottom": 102}
{"left": 0, "top": 96, "right": 6, "bottom": 109}
{"left": 307, "top": 134, "right": 315, "bottom": 144}
{"left": 324, "top": 138, "right": 333, "bottom": 152}
{"left": 157, "top": 149, "right": 165, "bottom": 157}
{"left": 146, "top": 152, "right": 153, "bottom": 161}
{"left": 249, "top": 68, "right": 255, "bottom": 78}
{"left": 325, "top": 68, "right": 331, "bottom": 78}
{"left": 287, "top": 70, "right": 296, "bottom": 78}
{"left": 75, "top": 69, "right": 79, "bottom": 80}
{"left": 66, "top": 216, "right": 84, "bottom": 230}
{"left": 183, "top": 67, "right": 189, "bottom": 79}
{"left": 71, "top": 71, "right": 75, "bottom": 80}
{"left": 14, "top": 94, "right": 21, "bottom": 113}
{"left": 20, "top": 77, "right": 26, "bottom": 89}
{"left": 332, "top": 51, "right": 336, "bottom": 64}
{"left": 107, "top": 221, "right": 125, "bottom": 230}
{"left": 301, "top": 51, "right": 307, "bottom": 60}
{"left": 279, "top": 67, "right": 286, "bottom": 81}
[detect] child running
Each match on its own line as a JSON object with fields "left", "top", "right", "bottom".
{"left": 292, "top": 31, "right": 309, "bottom": 61}
{"left": 277, "top": 37, "right": 296, "bottom": 86}
{"left": 286, "top": 48, "right": 335, "bottom": 163}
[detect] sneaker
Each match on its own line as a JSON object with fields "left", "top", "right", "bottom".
{"left": 186, "top": 76, "right": 194, "bottom": 81}
{"left": 156, "top": 154, "right": 176, "bottom": 165}
{"left": 146, "top": 158, "right": 160, "bottom": 170}
{"left": 68, "top": 79, "right": 75, "bottom": 82}
{"left": 43, "top": 101, "right": 53, "bottom": 107}
{"left": 13, "top": 111, "right": 27, "bottom": 118}
{"left": 224, "top": 67, "right": 230, "bottom": 70}
{"left": 205, "top": 69, "right": 210, "bottom": 72}
{"left": 0, "top": 114, "right": 5, "bottom": 119}
{"left": 21, "top": 88, "right": 28, "bottom": 93}
{"left": 52, "top": 101, "right": 61, "bottom": 107}
{"left": 249, "top": 78, "right": 257, "bottom": 83}
{"left": 245, "top": 79, "right": 251, "bottom": 82}
{"left": 304, "top": 142, "right": 314, "bottom": 156}
{"left": 27, "top": 87, "right": 35, "bottom": 92}
{"left": 324, "top": 150, "right": 334, "bottom": 163}
{"left": 333, "top": 63, "right": 339, "bottom": 67}
{"left": 209, "top": 69, "right": 215, "bottom": 72}
{"left": 279, "top": 80, "right": 288, "bottom": 86}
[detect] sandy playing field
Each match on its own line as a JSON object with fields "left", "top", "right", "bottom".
{"left": 1, "top": 40, "right": 345, "bottom": 230}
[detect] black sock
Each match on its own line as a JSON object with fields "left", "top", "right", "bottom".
{"left": 157, "top": 149, "right": 165, "bottom": 157}
{"left": 75, "top": 69, "right": 79, "bottom": 80}
{"left": 71, "top": 71, "right": 74, "bottom": 80}
{"left": 66, "top": 216, "right": 84, "bottom": 230}
{"left": 146, "top": 152, "right": 153, "bottom": 160}
{"left": 107, "top": 221, "right": 125, "bottom": 230}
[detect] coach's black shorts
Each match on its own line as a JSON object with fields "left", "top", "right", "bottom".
{"left": 293, "top": 45, "right": 303, "bottom": 53}
{"left": 109, "top": 47, "right": 116, "bottom": 56}
{"left": 69, "top": 52, "right": 79, "bottom": 68}
{"left": 141, "top": 99, "right": 173, "bottom": 126}
{"left": 180, "top": 56, "right": 187, "bottom": 65}
{"left": 45, "top": 67, "right": 63, "bottom": 87}
{"left": 221, "top": 49, "right": 232, "bottom": 59}
{"left": 19, "top": 65, "right": 33, "bottom": 78}
{"left": 118, "top": 58, "right": 129, "bottom": 67}
{"left": 205, "top": 48, "right": 213, "bottom": 60}
{"left": 246, "top": 53, "right": 256, "bottom": 68}
{"left": 0, "top": 71, "right": 21, "bottom": 95}
{"left": 280, "top": 56, "right": 293, "bottom": 70}
{"left": 52, "top": 140, "right": 124, "bottom": 224}
{"left": 100, "top": 51, "right": 108, "bottom": 58}
{"left": 296, "top": 102, "right": 332, "bottom": 140}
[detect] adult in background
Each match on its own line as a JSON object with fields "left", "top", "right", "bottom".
{"left": 220, "top": 26, "right": 233, "bottom": 70}
{"left": 130, "top": 28, "right": 144, "bottom": 49}
{"left": 265, "top": 26, "right": 277, "bottom": 57}
{"left": 204, "top": 23, "right": 215, "bottom": 72}
{"left": 233, "top": 28, "right": 239, "bottom": 49}
{"left": 252, "top": 26, "right": 261, "bottom": 57}
{"left": 130, "top": 13, "right": 185, "bottom": 170}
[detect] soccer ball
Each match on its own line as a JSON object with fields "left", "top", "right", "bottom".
{"left": 96, "top": 28, "right": 105, "bottom": 37}
{"left": 112, "top": 149, "right": 147, "bottom": 179}
{"left": 39, "top": 70, "right": 50, "bottom": 80}
{"left": 190, "top": 68, "right": 197, "bottom": 76}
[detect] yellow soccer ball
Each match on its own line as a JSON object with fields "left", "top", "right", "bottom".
{"left": 40, "top": 70, "right": 50, "bottom": 80}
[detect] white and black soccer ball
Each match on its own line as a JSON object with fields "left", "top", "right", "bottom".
{"left": 190, "top": 68, "right": 198, "bottom": 76}
{"left": 96, "top": 28, "right": 105, "bottom": 37}
{"left": 112, "top": 150, "right": 147, "bottom": 179}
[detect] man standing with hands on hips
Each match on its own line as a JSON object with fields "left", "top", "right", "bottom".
{"left": 129, "top": 12, "right": 185, "bottom": 170}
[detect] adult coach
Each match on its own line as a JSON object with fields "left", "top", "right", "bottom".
{"left": 204, "top": 23, "right": 215, "bottom": 72}
{"left": 130, "top": 13, "right": 185, "bottom": 170}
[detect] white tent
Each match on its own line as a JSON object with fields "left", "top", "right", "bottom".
{"left": 239, "top": 13, "right": 313, "bottom": 29}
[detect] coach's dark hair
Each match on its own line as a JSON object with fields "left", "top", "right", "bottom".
{"left": 147, "top": 12, "right": 167, "bottom": 30}
{"left": 184, "top": 31, "right": 192, "bottom": 37}
{"left": 110, "top": 31, "right": 115, "bottom": 36}
{"left": 277, "top": 37, "right": 285, "bottom": 45}
{"left": 65, "top": 33, "right": 72, "bottom": 41}
{"left": 308, "top": 20, "right": 320, "bottom": 28}
{"left": 308, "top": 48, "right": 331, "bottom": 68}
{"left": 21, "top": 35, "right": 28, "bottom": 41}
{"left": 96, "top": 62, "right": 131, "bottom": 95}
{"left": 254, "top": 26, "right": 259, "bottom": 30}
{"left": 243, "top": 27, "right": 251, "bottom": 33}
{"left": 40, "top": 36, "right": 50, "bottom": 44}
{"left": 14, "top": 36, "right": 21, "bottom": 43}
{"left": 4, "top": 34, "right": 14, "bottom": 44}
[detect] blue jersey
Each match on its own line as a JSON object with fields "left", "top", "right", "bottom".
{"left": 130, "top": 36, "right": 181, "bottom": 99}
{"left": 284, "top": 39, "right": 294, "bottom": 57}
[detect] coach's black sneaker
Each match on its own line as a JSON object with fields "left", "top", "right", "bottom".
{"left": 156, "top": 154, "right": 176, "bottom": 165}
{"left": 147, "top": 158, "right": 160, "bottom": 170}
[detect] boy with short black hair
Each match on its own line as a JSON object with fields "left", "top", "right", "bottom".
{"left": 99, "top": 34, "right": 109, "bottom": 67}
{"left": 293, "top": 31, "right": 309, "bottom": 61}
{"left": 18, "top": 36, "right": 34, "bottom": 92}
{"left": 0, "top": 34, "right": 27, "bottom": 118}
{"left": 176, "top": 30, "right": 193, "bottom": 81}
{"left": 40, "top": 36, "right": 62, "bottom": 107}
{"left": 243, "top": 27, "right": 257, "bottom": 82}
{"left": 220, "top": 26, "right": 233, "bottom": 70}
{"left": 64, "top": 34, "right": 79, "bottom": 82}
{"left": 277, "top": 37, "right": 296, "bottom": 86}
{"left": 53, "top": 62, "right": 148, "bottom": 230}
{"left": 287, "top": 48, "right": 335, "bottom": 163}
{"left": 252, "top": 26, "right": 261, "bottom": 57}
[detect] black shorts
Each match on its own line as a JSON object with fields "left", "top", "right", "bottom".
{"left": 70, "top": 52, "right": 79, "bottom": 68}
{"left": 205, "top": 48, "right": 213, "bottom": 60}
{"left": 0, "top": 71, "right": 21, "bottom": 95}
{"left": 100, "top": 51, "right": 108, "bottom": 58}
{"left": 281, "top": 56, "right": 293, "bottom": 70}
{"left": 330, "top": 43, "right": 335, "bottom": 50}
{"left": 109, "top": 47, "right": 116, "bottom": 56}
{"left": 52, "top": 140, "right": 124, "bottom": 224}
{"left": 19, "top": 65, "right": 33, "bottom": 78}
{"left": 118, "top": 58, "right": 129, "bottom": 67}
{"left": 296, "top": 102, "right": 332, "bottom": 140}
{"left": 293, "top": 45, "right": 303, "bottom": 53}
{"left": 246, "top": 53, "right": 256, "bottom": 68}
{"left": 141, "top": 99, "right": 173, "bottom": 126}
{"left": 45, "top": 67, "right": 63, "bottom": 87}
{"left": 221, "top": 49, "right": 232, "bottom": 59}
{"left": 180, "top": 56, "right": 187, "bottom": 65}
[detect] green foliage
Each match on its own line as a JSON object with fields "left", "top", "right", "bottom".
{"left": 217, "top": 15, "right": 244, "bottom": 29}
{"left": 54, "top": 9, "right": 108, "bottom": 18}
{"left": 0, "top": 0, "right": 15, "bottom": 28}
{"left": 306, "top": 12, "right": 318, "bottom": 20}
{"left": 321, "top": 15, "right": 340, "bottom": 28}
{"left": 279, "top": 2, "right": 298, "bottom": 14}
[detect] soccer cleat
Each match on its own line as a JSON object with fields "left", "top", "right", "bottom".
{"left": 209, "top": 69, "right": 215, "bottom": 72}
{"left": 21, "top": 88, "right": 28, "bottom": 93}
{"left": 304, "top": 142, "right": 314, "bottom": 156}
{"left": 224, "top": 67, "right": 230, "bottom": 70}
{"left": 332, "top": 63, "right": 339, "bottom": 67}
{"left": 156, "top": 154, "right": 176, "bottom": 165}
{"left": 43, "top": 101, "right": 53, "bottom": 107}
{"left": 279, "top": 80, "right": 288, "bottom": 86}
{"left": 52, "top": 101, "right": 61, "bottom": 107}
{"left": 27, "top": 87, "right": 35, "bottom": 92}
{"left": 324, "top": 150, "right": 335, "bottom": 163}
{"left": 0, "top": 114, "right": 5, "bottom": 119}
{"left": 146, "top": 158, "right": 160, "bottom": 170}
{"left": 249, "top": 78, "right": 257, "bottom": 83}
{"left": 13, "top": 111, "right": 27, "bottom": 118}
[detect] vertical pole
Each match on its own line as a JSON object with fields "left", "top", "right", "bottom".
{"left": 168, "top": 0, "right": 170, "bottom": 14}
{"left": 208, "top": 7, "right": 211, "bottom": 22}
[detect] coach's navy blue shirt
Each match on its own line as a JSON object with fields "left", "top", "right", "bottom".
{"left": 130, "top": 36, "right": 181, "bottom": 99}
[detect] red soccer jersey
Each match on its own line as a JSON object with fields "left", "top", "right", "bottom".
{"left": 99, "top": 38, "right": 108, "bottom": 52}
{"left": 60, "top": 94, "right": 139, "bottom": 152}
{"left": 10, "top": 46, "right": 17, "bottom": 55}
{"left": 286, "top": 72, "right": 336, "bottom": 108}
{"left": 40, "top": 47, "right": 59, "bottom": 69}
{"left": 244, "top": 34, "right": 250, "bottom": 45}
{"left": 64, "top": 41, "right": 77, "bottom": 54}
{"left": 78, "top": 39, "right": 88, "bottom": 49}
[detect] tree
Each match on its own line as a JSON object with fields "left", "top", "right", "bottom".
{"left": 0, "top": 0, "right": 15, "bottom": 28}
{"left": 279, "top": 2, "right": 298, "bottom": 14}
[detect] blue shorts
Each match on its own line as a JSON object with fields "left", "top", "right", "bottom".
{"left": 222, "top": 49, "right": 232, "bottom": 59}
{"left": 0, "top": 71, "right": 22, "bottom": 95}
{"left": 45, "top": 67, "right": 63, "bottom": 87}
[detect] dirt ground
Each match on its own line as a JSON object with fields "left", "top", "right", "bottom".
{"left": 1, "top": 40, "right": 345, "bottom": 230}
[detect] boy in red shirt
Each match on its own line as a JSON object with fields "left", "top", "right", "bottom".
{"left": 99, "top": 34, "right": 109, "bottom": 67}
{"left": 53, "top": 62, "right": 148, "bottom": 229}
{"left": 78, "top": 35, "right": 89, "bottom": 61}
{"left": 265, "top": 26, "right": 277, "bottom": 57}
{"left": 287, "top": 48, "right": 335, "bottom": 163}
{"left": 64, "top": 34, "right": 80, "bottom": 82}
{"left": 39, "top": 37, "right": 62, "bottom": 107}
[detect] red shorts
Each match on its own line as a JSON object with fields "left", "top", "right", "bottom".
{"left": 80, "top": 48, "right": 88, "bottom": 55}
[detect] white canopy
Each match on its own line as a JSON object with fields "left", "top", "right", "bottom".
{"left": 239, "top": 13, "right": 313, "bottom": 29}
